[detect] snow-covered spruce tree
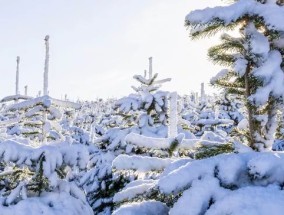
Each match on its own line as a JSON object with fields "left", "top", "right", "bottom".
{"left": 155, "top": 151, "right": 284, "bottom": 215}
{"left": 67, "top": 100, "right": 127, "bottom": 215}
{"left": 179, "top": 94, "right": 199, "bottom": 133}
{"left": 111, "top": 92, "right": 236, "bottom": 213}
{"left": 73, "top": 101, "right": 97, "bottom": 131}
{"left": 5, "top": 96, "right": 80, "bottom": 145}
{"left": 79, "top": 58, "right": 173, "bottom": 214}
{"left": 112, "top": 136, "right": 284, "bottom": 214}
{"left": 112, "top": 132, "right": 234, "bottom": 212}
{"left": 73, "top": 98, "right": 119, "bottom": 140}
{"left": 186, "top": 0, "right": 284, "bottom": 151}
{"left": 187, "top": 94, "right": 234, "bottom": 137}
{"left": 180, "top": 84, "right": 216, "bottom": 136}
{"left": 113, "top": 147, "right": 284, "bottom": 215}
{"left": 213, "top": 92, "right": 245, "bottom": 134}
{"left": 115, "top": 57, "right": 171, "bottom": 136}
{"left": 193, "top": 102, "right": 216, "bottom": 136}
{"left": 76, "top": 148, "right": 128, "bottom": 215}
{"left": 111, "top": 92, "right": 188, "bottom": 213}
{"left": 63, "top": 101, "right": 97, "bottom": 145}
{"left": 0, "top": 139, "right": 93, "bottom": 214}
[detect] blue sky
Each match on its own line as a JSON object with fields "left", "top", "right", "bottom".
{"left": 0, "top": 0, "right": 223, "bottom": 100}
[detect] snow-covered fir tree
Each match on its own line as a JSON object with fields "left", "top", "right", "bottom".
{"left": 115, "top": 57, "right": 171, "bottom": 136}
{"left": 186, "top": 0, "right": 284, "bottom": 151}
{"left": 0, "top": 138, "right": 93, "bottom": 214}
{"left": 213, "top": 92, "right": 245, "bottom": 134}
{"left": 4, "top": 96, "right": 81, "bottom": 145}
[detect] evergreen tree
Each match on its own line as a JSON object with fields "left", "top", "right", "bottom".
{"left": 214, "top": 92, "right": 245, "bottom": 134}
{"left": 5, "top": 96, "right": 80, "bottom": 145}
{"left": 115, "top": 57, "right": 171, "bottom": 133}
{"left": 186, "top": 0, "right": 284, "bottom": 150}
{"left": 0, "top": 139, "right": 92, "bottom": 214}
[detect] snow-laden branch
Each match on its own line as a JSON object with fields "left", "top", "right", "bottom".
{"left": 0, "top": 95, "right": 32, "bottom": 103}
{"left": 186, "top": 0, "right": 284, "bottom": 32}
{"left": 125, "top": 132, "right": 199, "bottom": 150}
{"left": 113, "top": 179, "right": 156, "bottom": 203}
{"left": 0, "top": 117, "right": 21, "bottom": 127}
{"left": 112, "top": 154, "right": 173, "bottom": 171}
{"left": 125, "top": 132, "right": 173, "bottom": 149}
{"left": 7, "top": 96, "right": 80, "bottom": 111}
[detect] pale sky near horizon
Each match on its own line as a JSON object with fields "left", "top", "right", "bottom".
{"left": 0, "top": 0, "right": 224, "bottom": 101}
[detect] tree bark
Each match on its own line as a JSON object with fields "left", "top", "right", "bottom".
{"left": 244, "top": 64, "right": 256, "bottom": 148}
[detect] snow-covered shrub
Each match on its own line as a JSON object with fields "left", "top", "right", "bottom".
{"left": 0, "top": 139, "right": 92, "bottom": 214}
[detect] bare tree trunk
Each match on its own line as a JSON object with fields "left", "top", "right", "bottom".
{"left": 16, "top": 56, "right": 20, "bottom": 95}
{"left": 148, "top": 57, "right": 152, "bottom": 79}
{"left": 43, "top": 35, "right": 49, "bottom": 96}
{"left": 24, "top": 85, "right": 28, "bottom": 96}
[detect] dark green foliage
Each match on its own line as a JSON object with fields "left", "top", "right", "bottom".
{"left": 168, "top": 139, "right": 180, "bottom": 157}
{"left": 147, "top": 189, "right": 182, "bottom": 208}
{"left": 185, "top": 2, "right": 284, "bottom": 150}
{"left": 88, "top": 174, "right": 128, "bottom": 213}
{"left": 186, "top": 18, "right": 240, "bottom": 40}
{"left": 0, "top": 167, "right": 33, "bottom": 197}
{"left": 0, "top": 153, "right": 50, "bottom": 200}
{"left": 194, "top": 143, "right": 234, "bottom": 160}
{"left": 29, "top": 153, "right": 49, "bottom": 196}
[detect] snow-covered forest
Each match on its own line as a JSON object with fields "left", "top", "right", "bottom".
{"left": 1, "top": 0, "right": 284, "bottom": 214}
